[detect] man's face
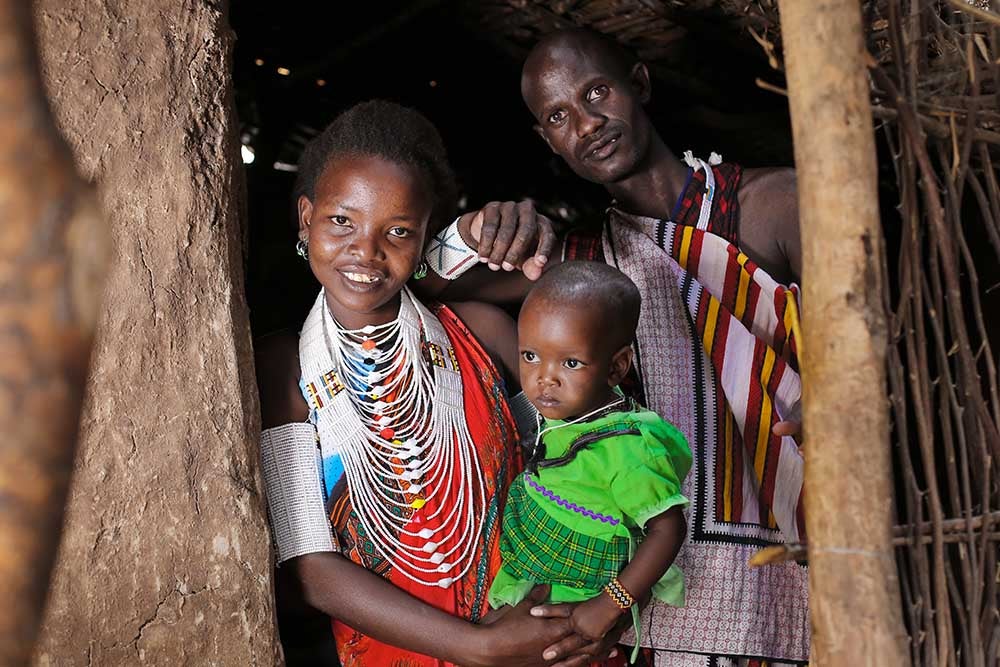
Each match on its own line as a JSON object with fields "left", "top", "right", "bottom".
{"left": 522, "top": 43, "right": 652, "bottom": 185}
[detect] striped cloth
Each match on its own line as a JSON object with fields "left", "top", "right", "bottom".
{"left": 663, "top": 219, "right": 804, "bottom": 537}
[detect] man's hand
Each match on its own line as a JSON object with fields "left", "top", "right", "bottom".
{"left": 773, "top": 420, "right": 803, "bottom": 454}
{"left": 456, "top": 200, "right": 557, "bottom": 281}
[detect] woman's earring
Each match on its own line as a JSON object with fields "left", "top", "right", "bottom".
{"left": 412, "top": 259, "right": 428, "bottom": 280}
{"left": 295, "top": 238, "right": 309, "bottom": 260}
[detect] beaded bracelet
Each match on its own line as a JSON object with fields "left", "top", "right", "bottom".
{"left": 603, "top": 577, "right": 635, "bottom": 612}
{"left": 425, "top": 217, "right": 480, "bottom": 280}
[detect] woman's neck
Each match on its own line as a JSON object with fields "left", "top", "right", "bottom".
{"left": 325, "top": 291, "right": 403, "bottom": 331}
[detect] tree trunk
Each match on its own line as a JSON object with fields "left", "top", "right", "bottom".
{"left": 29, "top": 1, "right": 281, "bottom": 664}
{"left": 777, "top": 0, "right": 910, "bottom": 664}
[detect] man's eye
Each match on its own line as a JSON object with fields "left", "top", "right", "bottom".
{"left": 563, "top": 359, "right": 583, "bottom": 369}
{"left": 587, "top": 85, "right": 609, "bottom": 102}
{"left": 388, "top": 227, "right": 411, "bottom": 238}
{"left": 521, "top": 351, "right": 538, "bottom": 363}
{"left": 547, "top": 110, "right": 567, "bottom": 125}
{"left": 330, "top": 215, "right": 350, "bottom": 226}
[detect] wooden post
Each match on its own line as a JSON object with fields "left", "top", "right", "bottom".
{"left": 0, "top": 0, "right": 108, "bottom": 663}
{"left": 776, "top": 0, "right": 910, "bottom": 665}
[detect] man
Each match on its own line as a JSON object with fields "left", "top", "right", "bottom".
{"left": 420, "top": 28, "right": 807, "bottom": 667}
{"left": 518, "top": 30, "right": 807, "bottom": 667}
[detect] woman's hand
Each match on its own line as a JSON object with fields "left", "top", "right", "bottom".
{"left": 467, "top": 585, "right": 577, "bottom": 667}
{"left": 526, "top": 600, "right": 623, "bottom": 667}
{"left": 568, "top": 594, "right": 622, "bottom": 643}
{"left": 456, "top": 200, "right": 557, "bottom": 281}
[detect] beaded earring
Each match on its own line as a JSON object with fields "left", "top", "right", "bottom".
{"left": 412, "top": 259, "right": 428, "bottom": 280}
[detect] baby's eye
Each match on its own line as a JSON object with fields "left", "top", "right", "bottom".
{"left": 521, "top": 351, "right": 539, "bottom": 363}
{"left": 563, "top": 359, "right": 584, "bottom": 369}
{"left": 330, "top": 215, "right": 351, "bottom": 226}
{"left": 388, "top": 226, "right": 411, "bottom": 238}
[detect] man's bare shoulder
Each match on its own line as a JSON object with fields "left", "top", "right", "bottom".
{"left": 736, "top": 166, "right": 801, "bottom": 284}
{"left": 739, "top": 167, "right": 798, "bottom": 208}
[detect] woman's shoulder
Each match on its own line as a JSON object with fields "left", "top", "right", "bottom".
{"left": 254, "top": 329, "right": 309, "bottom": 428}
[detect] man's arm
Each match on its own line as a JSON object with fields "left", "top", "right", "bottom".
{"left": 413, "top": 203, "right": 563, "bottom": 305}
{"left": 737, "top": 167, "right": 802, "bottom": 285}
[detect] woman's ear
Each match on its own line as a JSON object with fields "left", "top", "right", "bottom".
{"left": 297, "top": 194, "right": 313, "bottom": 240}
{"left": 607, "top": 344, "right": 634, "bottom": 387}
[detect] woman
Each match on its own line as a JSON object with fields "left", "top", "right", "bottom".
{"left": 255, "top": 100, "right": 599, "bottom": 667}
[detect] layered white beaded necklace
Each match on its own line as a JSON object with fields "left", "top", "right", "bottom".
{"left": 298, "top": 287, "right": 486, "bottom": 588}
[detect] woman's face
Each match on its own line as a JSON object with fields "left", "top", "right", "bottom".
{"left": 298, "top": 155, "right": 432, "bottom": 330}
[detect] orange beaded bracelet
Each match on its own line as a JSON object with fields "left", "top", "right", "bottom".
{"left": 603, "top": 577, "right": 635, "bottom": 612}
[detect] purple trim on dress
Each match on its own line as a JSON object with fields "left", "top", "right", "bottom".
{"left": 524, "top": 473, "right": 620, "bottom": 526}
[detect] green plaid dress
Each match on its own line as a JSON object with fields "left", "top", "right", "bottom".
{"left": 488, "top": 407, "right": 692, "bottom": 607}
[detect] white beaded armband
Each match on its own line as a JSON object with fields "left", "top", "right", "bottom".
{"left": 260, "top": 423, "right": 336, "bottom": 563}
{"left": 426, "top": 217, "right": 480, "bottom": 280}
{"left": 508, "top": 391, "right": 539, "bottom": 453}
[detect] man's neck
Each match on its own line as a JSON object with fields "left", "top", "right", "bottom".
{"left": 606, "top": 135, "right": 690, "bottom": 221}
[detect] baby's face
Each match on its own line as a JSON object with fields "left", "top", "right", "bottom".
{"left": 517, "top": 297, "right": 619, "bottom": 421}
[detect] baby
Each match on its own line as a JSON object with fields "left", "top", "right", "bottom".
{"left": 489, "top": 261, "right": 692, "bottom": 661}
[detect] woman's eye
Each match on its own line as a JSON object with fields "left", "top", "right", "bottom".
{"left": 587, "top": 85, "right": 609, "bottom": 102}
{"left": 330, "top": 215, "right": 350, "bottom": 226}
{"left": 547, "top": 110, "right": 567, "bottom": 125}
{"left": 388, "top": 227, "right": 411, "bottom": 238}
{"left": 521, "top": 351, "right": 538, "bottom": 363}
{"left": 563, "top": 359, "right": 583, "bottom": 369}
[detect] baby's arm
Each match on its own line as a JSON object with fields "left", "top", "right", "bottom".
{"left": 568, "top": 507, "right": 687, "bottom": 641}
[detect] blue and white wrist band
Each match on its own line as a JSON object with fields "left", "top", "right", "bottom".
{"left": 426, "top": 217, "right": 480, "bottom": 280}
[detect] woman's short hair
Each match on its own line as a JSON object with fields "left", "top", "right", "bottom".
{"left": 294, "top": 100, "right": 458, "bottom": 228}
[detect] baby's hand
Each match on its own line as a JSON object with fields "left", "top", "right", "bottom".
{"left": 569, "top": 593, "right": 624, "bottom": 642}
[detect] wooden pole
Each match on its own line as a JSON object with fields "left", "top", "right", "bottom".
{"left": 776, "top": 0, "right": 910, "bottom": 664}
{"left": 0, "top": 1, "right": 108, "bottom": 663}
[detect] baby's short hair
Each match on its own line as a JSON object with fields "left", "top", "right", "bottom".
{"left": 526, "top": 261, "right": 641, "bottom": 349}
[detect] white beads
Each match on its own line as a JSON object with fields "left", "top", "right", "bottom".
{"left": 300, "top": 287, "right": 485, "bottom": 589}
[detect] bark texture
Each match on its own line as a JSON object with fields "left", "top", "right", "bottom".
{"left": 777, "top": 0, "right": 910, "bottom": 664}
{"left": 30, "top": 1, "right": 281, "bottom": 664}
